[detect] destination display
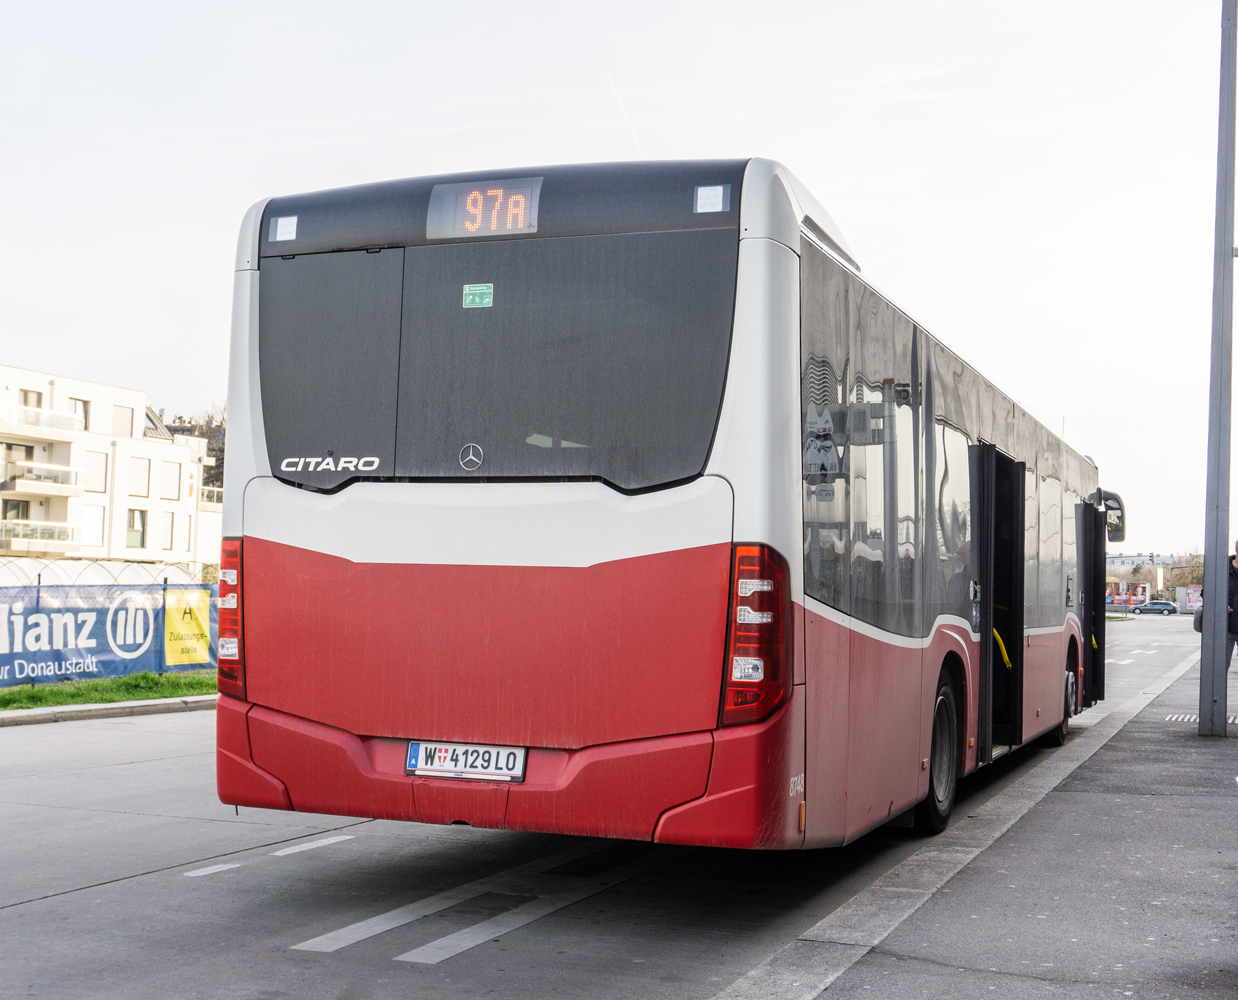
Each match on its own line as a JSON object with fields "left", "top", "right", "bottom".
{"left": 425, "top": 177, "right": 543, "bottom": 239}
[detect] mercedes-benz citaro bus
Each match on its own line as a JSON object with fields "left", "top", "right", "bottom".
{"left": 216, "top": 159, "right": 1125, "bottom": 848}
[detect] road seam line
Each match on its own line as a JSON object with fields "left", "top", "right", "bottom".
{"left": 0, "top": 820, "right": 376, "bottom": 911}
{"left": 711, "top": 651, "right": 1201, "bottom": 1000}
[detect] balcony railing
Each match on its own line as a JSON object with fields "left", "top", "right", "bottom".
{"left": 0, "top": 519, "right": 78, "bottom": 542}
{"left": 0, "top": 404, "right": 85, "bottom": 433}
{"left": 199, "top": 486, "right": 223, "bottom": 504}
{"left": 1, "top": 461, "right": 81, "bottom": 488}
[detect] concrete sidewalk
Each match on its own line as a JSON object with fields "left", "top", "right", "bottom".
{"left": 822, "top": 666, "right": 1237, "bottom": 999}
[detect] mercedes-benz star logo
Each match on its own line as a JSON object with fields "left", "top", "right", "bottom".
{"left": 459, "top": 443, "right": 484, "bottom": 471}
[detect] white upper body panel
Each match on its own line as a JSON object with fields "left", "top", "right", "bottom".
{"left": 703, "top": 236, "right": 803, "bottom": 598}
{"left": 222, "top": 199, "right": 271, "bottom": 539}
{"left": 243, "top": 475, "right": 733, "bottom": 567}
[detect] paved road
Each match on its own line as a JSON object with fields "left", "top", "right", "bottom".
{"left": 0, "top": 615, "right": 1223, "bottom": 999}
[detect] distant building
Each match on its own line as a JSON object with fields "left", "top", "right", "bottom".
{"left": 1106, "top": 552, "right": 1174, "bottom": 569}
{"left": 0, "top": 365, "right": 221, "bottom": 564}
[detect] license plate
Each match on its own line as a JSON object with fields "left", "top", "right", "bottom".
{"left": 405, "top": 740, "right": 527, "bottom": 782}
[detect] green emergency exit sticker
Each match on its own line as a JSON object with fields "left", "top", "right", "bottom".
{"left": 463, "top": 283, "right": 493, "bottom": 308}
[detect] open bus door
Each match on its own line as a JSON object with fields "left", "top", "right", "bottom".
{"left": 1078, "top": 501, "right": 1106, "bottom": 707}
{"left": 1079, "top": 489, "right": 1124, "bottom": 708}
{"left": 970, "top": 443, "right": 1026, "bottom": 762}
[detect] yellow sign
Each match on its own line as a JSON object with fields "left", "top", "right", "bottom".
{"left": 164, "top": 589, "right": 211, "bottom": 666}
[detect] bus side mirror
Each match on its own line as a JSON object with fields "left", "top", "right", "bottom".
{"left": 1101, "top": 490, "right": 1125, "bottom": 544}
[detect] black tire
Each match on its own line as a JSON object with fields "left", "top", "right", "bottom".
{"left": 914, "top": 672, "right": 959, "bottom": 834}
{"left": 1044, "top": 669, "right": 1076, "bottom": 747}
{"left": 1132, "top": 607, "right": 1142, "bottom": 615}
{"left": 1162, "top": 609, "right": 1170, "bottom": 616}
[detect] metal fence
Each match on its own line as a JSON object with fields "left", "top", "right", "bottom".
{"left": 0, "top": 556, "right": 218, "bottom": 587}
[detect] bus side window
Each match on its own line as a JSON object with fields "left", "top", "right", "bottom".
{"left": 1024, "top": 467, "right": 1039, "bottom": 628}
{"left": 1039, "top": 475, "right": 1063, "bottom": 626}
{"left": 848, "top": 286, "right": 922, "bottom": 637}
{"left": 800, "top": 239, "right": 850, "bottom": 615}
{"left": 931, "top": 419, "right": 973, "bottom": 622}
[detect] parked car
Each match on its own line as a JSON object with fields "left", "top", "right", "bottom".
{"left": 1131, "top": 600, "right": 1178, "bottom": 616}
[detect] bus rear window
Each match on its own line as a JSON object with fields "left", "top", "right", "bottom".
{"left": 394, "top": 229, "right": 738, "bottom": 490}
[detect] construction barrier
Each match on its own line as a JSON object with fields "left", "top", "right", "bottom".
{"left": 0, "top": 584, "right": 217, "bottom": 687}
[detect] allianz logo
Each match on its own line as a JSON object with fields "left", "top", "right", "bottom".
{"left": 0, "top": 591, "right": 158, "bottom": 660}
{"left": 279, "top": 456, "right": 380, "bottom": 473}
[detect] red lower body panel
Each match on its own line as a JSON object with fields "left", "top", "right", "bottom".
{"left": 248, "top": 706, "right": 415, "bottom": 820}
{"left": 654, "top": 690, "right": 805, "bottom": 850}
{"left": 218, "top": 696, "right": 715, "bottom": 841}
{"left": 242, "top": 537, "right": 732, "bottom": 750}
{"left": 216, "top": 695, "right": 291, "bottom": 810}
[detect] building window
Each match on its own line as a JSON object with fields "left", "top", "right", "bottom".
{"left": 112, "top": 405, "right": 134, "bottom": 438}
{"left": 3, "top": 499, "right": 29, "bottom": 521}
{"left": 82, "top": 505, "right": 105, "bottom": 547}
{"left": 126, "top": 509, "right": 147, "bottom": 548}
{"left": 86, "top": 451, "right": 108, "bottom": 493}
{"left": 160, "top": 461, "right": 181, "bottom": 500}
{"left": 19, "top": 389, "right": 42, "bottom": 409}
{"left": 71, "top": 398, "right": 91, "bottom": 431}
{"left": 129, "top": 456, "right": 150, "bottom": 497}
{"left": 162, "top": 511, "right": 174, "bottom": 550}
{"left": 4, "top": 443, "right": 34, "bottom": 469}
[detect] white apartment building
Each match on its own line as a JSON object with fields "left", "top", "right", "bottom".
{"left": 0, "top": 365, "right": 222, "bottom": 564}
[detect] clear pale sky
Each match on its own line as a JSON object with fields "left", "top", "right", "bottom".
{"left": 0, "top": 1, "right": 1227, "bottom": 556}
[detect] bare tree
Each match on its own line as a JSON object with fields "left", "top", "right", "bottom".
{"left": 195, "top": 402, "right": 225, "bottom": 487}
{"left": 169, "top": 403, "right": 226, "bottom": 487}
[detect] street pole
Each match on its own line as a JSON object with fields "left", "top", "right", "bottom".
{"left": 1201, "top": 0, "right": 1237, "bottom": 738}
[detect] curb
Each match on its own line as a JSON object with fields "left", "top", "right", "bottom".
{"left": 0, "top": 694, "right": 218, "bottom": 728}
{"left": 712, "top": 651, "right": 1202, "bottom": 1000}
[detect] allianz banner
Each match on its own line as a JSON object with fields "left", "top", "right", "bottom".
{"left": 0, "top": 584, "right": 218, "bottom": 687}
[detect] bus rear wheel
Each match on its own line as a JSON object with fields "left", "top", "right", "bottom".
{"left": 1045, "top": 668, "right": 1077, "bottom": 747}
{"left": 915, "top": 672, "right": 959, "bottom": 834}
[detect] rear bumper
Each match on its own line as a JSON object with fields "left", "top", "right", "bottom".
{"left": 216, "top": 690, "right": 804, "bottom": 848}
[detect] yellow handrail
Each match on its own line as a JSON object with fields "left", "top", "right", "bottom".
{"left": 992, "top": 628, "right": 1013, "bottom": 670}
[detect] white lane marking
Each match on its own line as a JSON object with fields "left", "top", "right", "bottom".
{"left": 393, "top": 856, "right": 669, "bottom": 964}
{"left": 295, "top": 884, "right": 493, "bottom": 952}
{"left": 1110, "top": 659, "right": 1134, "bottom": 665}
{"left": 271, "top": 835, "right": 354, "bottom": 857}
{"left": 184, "top": 863, "right": 242, "bottom": 877}
{"left": 712, "top": 650, "right": 1201, "bottom": 1000}
{"left": 291, "top": 845, "right": 606, "bottom": 953}
{"left": 1166, "top": 713, "right": 1238, "bottom": 724}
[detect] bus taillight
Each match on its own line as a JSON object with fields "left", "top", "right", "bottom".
{"left": 719, "top": 543, "right": 791, "bottom": 726}
{"left": 217, "top": 538, "right": 245, "bottom": 700}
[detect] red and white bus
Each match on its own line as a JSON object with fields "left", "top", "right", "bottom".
{"left": 216, "top": 159, "right": 1124, "bottom": 848}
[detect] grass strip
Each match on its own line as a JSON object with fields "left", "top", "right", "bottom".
{"left": 0, "top": 670, "right": 217, "bottom": 711}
